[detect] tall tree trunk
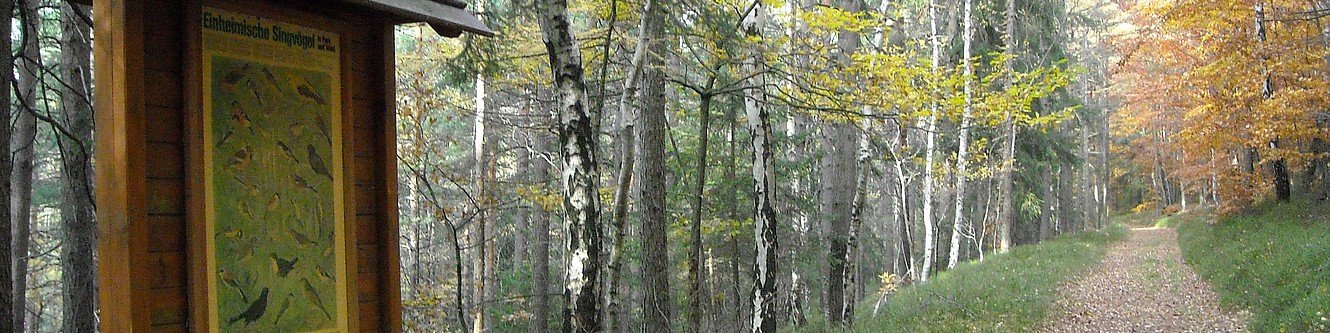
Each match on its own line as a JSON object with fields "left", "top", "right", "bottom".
{"left": 12, "top": 1, "right": 42, "bottom": 331}
{"left": 636, "top": 0, "right": 674, "bottom": 331}
{"left": 920, "top": 0, "right": 943, "bottom": 282}
{"left": 996, "top": 0, "right": 1018, "bottom": 254}
{"left": 0, "top": 0, "right": 17, "bottom": 331}
{"left": 687, "top": 94, "right": 713, "bottom": 332}
{"left": 537, "top": 0, "right": 605, "bottom": 330}
{"left": 843, "top": 132, "right": 870, "bottom": 326}
{"left": 472, "top": 71, "right": 490, "bottom": 333}
{"left": 889, "top": 123, "right": 915, "bottom": 281}
{"left": 823, "top": 0, "right": 862, "bottom": 324}
{"left": 59, "top": 3, "right": 97, "bottom": 332}
{"left": 743, "top": 5, "right": 780, "bottom": 332}
{"left": 723, "top": 94, "right": 744, "bottom": 333}
{"left": 531, "top": 137, "right": 553, "bottom": 333}
{"left": 948, "top": 0, "right": 974, "bottom": 270}
{"left": 605, "top": 0, "right": 654, "bottom": 328}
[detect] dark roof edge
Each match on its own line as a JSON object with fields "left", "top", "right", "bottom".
{"left": 343, "top": 0, "right": 495, "bottom": 37}
{"left": 436, "top": 0, "right": 468, "bottom": 9}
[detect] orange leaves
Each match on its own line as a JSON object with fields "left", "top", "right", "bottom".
{"left": 1114, "top": 0, "right": 1330, "bottom": 211}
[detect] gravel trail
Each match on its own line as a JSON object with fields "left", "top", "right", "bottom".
{"left": 1044, "top": 227, "right": 1248, "bottom": 332}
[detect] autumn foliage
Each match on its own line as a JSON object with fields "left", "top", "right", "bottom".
{"left": 1114, "top": 0, "right": 1330, "bottom": 213}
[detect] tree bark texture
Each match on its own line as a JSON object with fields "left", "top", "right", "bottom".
{"left": 637, "top": 0, "right": 674, "bottom": 331}
{"left": 59, "top": 4, "right": 97, "bottom": 332}
{"left": 743, "top": 5, "right": 780, "bottom": 332}
{"left": 537, "top": 0, "right": 605, "bottom": 330}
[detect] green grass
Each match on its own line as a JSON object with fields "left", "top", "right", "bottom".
{"left": 794, "top": 224, "right": 1127, "bottom": 333}
{"left": 1177, "top": 198, "right": 1330, "bottom": 332}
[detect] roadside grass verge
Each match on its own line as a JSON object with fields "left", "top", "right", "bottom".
{"left": 793, "top": 224, "right": 1127, "bottom": 332}
{"left": 1177, "top": 198, "right": 1330, "bottom": 332}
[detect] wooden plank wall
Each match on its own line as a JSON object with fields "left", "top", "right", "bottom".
{"left": 143, "top": 1, "right": 189, "bottom": 331}
{"left": 96, "top": 0, "right": 402, "bottom": 331}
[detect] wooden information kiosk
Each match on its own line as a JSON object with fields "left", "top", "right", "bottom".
{"left": 91, "top": 1, "right": 491, "bottom": 331}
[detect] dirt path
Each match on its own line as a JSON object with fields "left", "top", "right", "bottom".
{"left": 1044, "top": 227, "right": 1249, "bottom": 332}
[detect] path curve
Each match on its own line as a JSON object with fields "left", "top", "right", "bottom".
{"left": 1043, "top": 227, "right": 1248, "bottom": 332}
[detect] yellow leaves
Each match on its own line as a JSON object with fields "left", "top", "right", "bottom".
{"left": 798, "top": 6, "right": 883, "bottom": 34}
{"left": 517, "top": 186, "right": 564, "bottom": 213}
{"left": 877, "top": 273, "right": 900, "bottom": 295}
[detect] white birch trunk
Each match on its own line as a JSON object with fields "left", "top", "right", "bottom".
{"left": 537, "top": 0, "right": 604, "bottom": 330}
{"left": 920, "top": 0, "right": 942, "bottom": 283}
{"left": 743, "top": 5, "right": 780, "bottom": 332}
{"left": 947, "top": 0, "right": 974, "bottom": 270}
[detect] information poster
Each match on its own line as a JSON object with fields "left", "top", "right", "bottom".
{"left": 202, "top": 7, "right": 347, "bottom": 332}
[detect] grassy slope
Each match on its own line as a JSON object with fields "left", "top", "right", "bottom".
{"left": 794, "top": 224, "right": 1127, "bottom": 332}
{"left": 1177, "top": 198, "right": 1330, "bottom": 332}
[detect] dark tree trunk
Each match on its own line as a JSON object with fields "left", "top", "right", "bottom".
{"left": 687, "top": 94, "right": 713, "bottom": 333}
{"left": 1273, "top": 156, "right": 1292, "bottom": 201}
{"left": 638, "top": 0, "right": 674, "bottom": 329}
{"left": 12, "top": 1, "right": 42, "bottom": 331}
{"left": 0, "top": 0, "right": 16, "bottom": 331}
{"left": 537, "top": 0, "right": 605, "bottom": 331}
{"left": 723, "top": 94, "right": 744, "bottom": 333}
{"left": 823, "top": 0, "right": 862, "bottom": 327}
{"left": 59, "top": 4, "right": 98, "bottom": 332}
{"left": 531, "top": 137, "right": 553, "bottom": 333}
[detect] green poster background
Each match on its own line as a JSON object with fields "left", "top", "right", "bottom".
{"left": 202, "top": 7, "right": 346, "bottom": 333}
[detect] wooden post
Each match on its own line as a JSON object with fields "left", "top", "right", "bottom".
{"left": 94, "top": 0, "right": 152, "bottom": 331}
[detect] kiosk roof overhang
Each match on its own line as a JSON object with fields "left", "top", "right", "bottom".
{"left": 344, "top": 0, "right": 495, "bottom": 37}
{"left": 69, "top": 0, "right": 495, "bottom": 38}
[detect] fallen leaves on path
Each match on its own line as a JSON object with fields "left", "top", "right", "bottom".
{"left": 1044, "top": 227, "right": 1249, "bottom": 332}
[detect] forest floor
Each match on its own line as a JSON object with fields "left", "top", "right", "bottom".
{"left": 1043, "top": 227, "right": 1249, "bottom": 332}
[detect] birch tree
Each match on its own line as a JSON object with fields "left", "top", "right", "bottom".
{"left": 743, "top": 4, "right": 780, "bottom": 332}
{"left": 536, "top": 0, "right": 604, "bottom": 330}
{"left": 919, "top": 0, "right": 943, "bottom": 282}
{"left": 947, "top": 0, "right": 975, "bottom": 269}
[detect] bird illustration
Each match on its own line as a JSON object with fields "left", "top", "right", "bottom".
{"left": 227, "top": 287, "right": 269, "bottom": 326}
{"left": 230, "top": 101, "right": 252, "bottom": 133}
{"left": 277, "top": 141, "right": 299, "bottom": 162}
{"left": 262, "top": 68, "right": 281, "bottom": 90}
{"left": 237, "top": 238, "right": 257, "bottom": 262}
{"left": 216, "top": 127, "right": 235, "bottom": 147}
{"left": 246, "top": 80, "right": 264, "bottom": 106}
{"left": 314, "top": 114, "right": 331, "bottom": 143}
{"left": 307, "top": 145, "right": 331, "bottom": 180}
{"left": 228, "top": 146, "right": 253, "bottom": 170}
{"left": 293, "top": 228, "right": 317, "bottom": 248}
{"left": 269, "top": 253, "right": 299, "bottom": 278}
{"left": 220, "top": 227, "right": 243, "bottom": 240}
{"left": 294, "top": 174, "right": 316, "bottom": 192}
{"left": 218, "top": 269, "right": 249, "bottom": 302}
{"left": 302, "top": 278, "right": 332, "bottom": 320}
{"left": 261, "top": 193, "right": 282, "bottom": 221}
{"left": 236, "top": 200, "right": 255, "bottom": 220}
{"left": 266, "top": 193, "right": 281, "bottom": 212}
{"left": 297, "top": 83, "right": 327, "bottom": 105}
{"left": 315, "top": 264, "right": 333, "bottom": 282}
{"left": 273, "top": 293, "right": 294, "bottom": 323}
{"left": 234, "top": 176, "right": 262, "bottom": 196}
{"left": 221, "top": 63, "right": 252, "bottom": 87}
